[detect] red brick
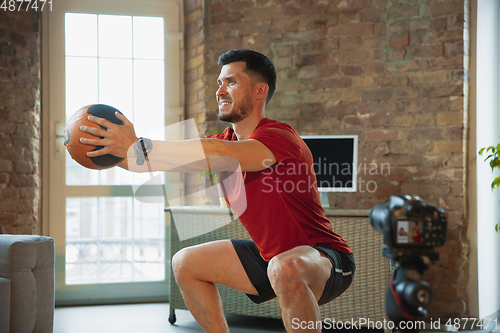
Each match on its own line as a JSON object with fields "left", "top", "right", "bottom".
{"left": 360, "top": 9, "right": 386, "bottom": 22}
{"left": 356, "top": 101, "right": 394, "bottom": 114}
{"left": 367, "top": 113, "right": 391, "bottom": 127}
{"left": 430, "top": 18, "right": 447, "bottom": 31}
{"left": 339, "top": 37, "right": 363, "bottom": 50}
{"left": 444, "top": 41, "right": 464, "bottom": 57}
{"left": 388, "top": 3, "right": 419, "bottom": 19}
{"left": 362, "top": 89, "right": 392, "bottom": 102}
{"left": 328, "top": 0, "right": 371, "bottom": 13}
{"left": 450, "top": 182, "right": 464, "bottom": 196}
{"left": 364, "top": 62, "right": 386, "bottom": 75}
{"left": 389, "top": 34, "right": 409, "bottom": 47}
{"left": 0, "top": 213, "right": 16, "bottom": 226}
{"left": 424, "top": 85, "right": 462, "bottom": 98}
{"left": 211, "top": 12, "right": 242, "bottom": 25}
{"left": 447, "top": 126, "right": 464, "bottom": 140}
{"left": 327, "top": 23, "right": 372, "bottom": 37}
{"left": 295, "top": 54, "right": 327, "bottom": 67}
{"left": 389, "top": 20, "right": 408, "bottom": 33}
{"left": 366, "top": 129, "right": 400, "bottom": 140}
{"left": 276, "top": 19, "right": 299, "bottom": 31}
{"left": 327, "top": 104, "right": 356, "bottom": 116}
{"left": 312, "top": 77, "right": 351, "bottom": 90}
{"left": 366, "top": 141, "right": 389, "bottom": 155}
{"left": 374, "top": 23, "right": 385, "bottom": 35}
{"left": 377, "top": 74, "right": 409, "bottom": 87}
{"left": 429, "top": 1, "right": 464, "bottom": 17}
{"left": 343, "top": 115, "right": 364, "bottom": 127}
{"left": 284, "top": 4, "right": 320, "bottom": 16}
{"left": 227, "top": 1, "right": 253, "bottom": 11}
{"left": 412, "top": 44, "right": 444, "bottom": 58}
{"left": 388, "top": 169, "right": 411, "bottom": 182}
{"left": 340, "top": 65, "right": 363, "bottom": 76}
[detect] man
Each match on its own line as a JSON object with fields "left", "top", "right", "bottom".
{"left": 80, "top": 49, "right": 355, "bottom": 333}
{"left": 407, "top": 222, "right": 422, "bottom": 243}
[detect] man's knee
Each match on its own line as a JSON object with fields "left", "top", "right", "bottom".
{"left": 267, "top": 254, "right": 307, "bottom": 294}
{"left": 171, "top": 247, "right": 193, "bottom": 280}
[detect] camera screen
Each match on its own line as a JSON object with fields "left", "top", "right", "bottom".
{"left": 396, "top": 220, "right": 423, "bottom": 244}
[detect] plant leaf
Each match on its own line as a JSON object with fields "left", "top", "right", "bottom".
{"left": 491, "top": 159, "right": 500, "bottom": 169}
{"left": 492, "top": 176, "right": 500, "bottom": 189}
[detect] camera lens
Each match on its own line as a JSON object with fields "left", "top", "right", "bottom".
{"left": 369, "top": 203, "right": 390, "bottom": 234}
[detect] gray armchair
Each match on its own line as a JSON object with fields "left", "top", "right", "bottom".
{"left": 0, "top": 235, "right": 55, "bottom": 333}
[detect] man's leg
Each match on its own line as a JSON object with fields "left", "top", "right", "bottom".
{"left": 267, "top": 246, "right": 333, "bottom": 333}
{"left": 171, "top": 240, "right": 258, "bottom": 333}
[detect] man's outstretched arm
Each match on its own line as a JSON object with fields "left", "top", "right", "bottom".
{"left": 79, "top": 112, "right": 276, "bottom": 173}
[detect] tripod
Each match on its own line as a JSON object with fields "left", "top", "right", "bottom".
{"left": 385, "top": 256, "right": 433, "bottom": 333}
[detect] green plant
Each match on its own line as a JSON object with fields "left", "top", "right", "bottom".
{"left": 479, "top": 143, "right": 500, "bottom": 232}
{"left": 199, "top": 127, "right": 224, "bottom": 185}
{"left": 200, "top": 170, "right": 219, "bottom": 186}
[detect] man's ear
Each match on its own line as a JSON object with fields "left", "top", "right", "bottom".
{"left": 254, "top": 82, "right": 269, "bottom": 102}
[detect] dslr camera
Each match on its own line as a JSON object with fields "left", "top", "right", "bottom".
{"left": 370, "top": 195, "right": 448, "bottom": 332}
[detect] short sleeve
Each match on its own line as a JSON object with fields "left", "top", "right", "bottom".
{"left": 248, "top": 122, "right": 301, "bottom": 165}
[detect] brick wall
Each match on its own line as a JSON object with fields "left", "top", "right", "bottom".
{"left": 0, "top": 11, "right": 41, "bottom": 234}
{"left": 185, "top": 0, "right": 468, "bottom": 319}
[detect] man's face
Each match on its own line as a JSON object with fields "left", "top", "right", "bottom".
{"left": 216, "top": 61, "right": 254, "bottom": 123}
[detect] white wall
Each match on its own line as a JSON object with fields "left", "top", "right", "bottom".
{"left": 475, "top": 0, "right": 500, "bottom": 319}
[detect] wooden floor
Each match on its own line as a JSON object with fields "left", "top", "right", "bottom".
{"left": 53, "top": 303, "right": 500, "bottom": 333}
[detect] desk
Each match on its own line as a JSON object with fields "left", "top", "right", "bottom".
{"left": 166, "top": 206, "right": 389, "bottom": 326}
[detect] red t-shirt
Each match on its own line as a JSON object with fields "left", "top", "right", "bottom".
{"left": 412, "top": 229, "right": 422, "bottom": 243}
{"left": 205, "top": 118, "right": 352, "bottom": 261}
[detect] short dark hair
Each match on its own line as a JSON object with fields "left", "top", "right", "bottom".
{"left": 218, "top": 49, "right": 276, "bottom": 105}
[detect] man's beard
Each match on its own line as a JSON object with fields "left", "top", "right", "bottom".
{"left": 218, "top": 94, "right": 253, "bottom": 123}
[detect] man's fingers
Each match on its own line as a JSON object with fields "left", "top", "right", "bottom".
{"left": 115, "top": 111, "right": 131, "bottom": 126}
{"left": 86, "top": 147, "right": 110, "bottom": 157}
{"left": 87, "top": 114, "right": 118, "bottom": 129}
{"left": 80, "top": 136, "right": 99, "bottom": 146}
{"left": 80, "top": 125, "right": 103, "bottom": 137}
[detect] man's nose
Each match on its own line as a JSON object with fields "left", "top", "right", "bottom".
{"left": 216, "top": 84, "right": 227, "bottom": 98}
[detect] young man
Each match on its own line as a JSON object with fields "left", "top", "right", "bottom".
{"left": 80, "top": 50, "right": 355, "bottom": 333}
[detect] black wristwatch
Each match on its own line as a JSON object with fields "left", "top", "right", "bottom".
{"left": 134, "top": 137, "right": 152, "bottom": 166}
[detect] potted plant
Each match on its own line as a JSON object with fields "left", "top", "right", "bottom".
{"left": 479, "top": 143, "right": 500, "bottom": 232}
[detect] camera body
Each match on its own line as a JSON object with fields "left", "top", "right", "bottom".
{"left": 370, "top": 195, "right": 447, "bottom": 262}
{"left": 370, "top": 195, "right": 448, "bottom": 330}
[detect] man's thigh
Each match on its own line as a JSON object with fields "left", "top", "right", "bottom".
{"left": 173, "top": 239, "right": 258, "bottom": 296}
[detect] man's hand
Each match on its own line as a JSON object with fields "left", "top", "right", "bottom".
{"left": 79, "top": 112, "right": 138, "bottom": 159}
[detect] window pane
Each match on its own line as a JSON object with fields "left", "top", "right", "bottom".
{"left": 65, "top": 13, "right": 97, "bottom": 57}
{"left": 65, "top": 57, "right": 98, "bottom": 117}
{"left": 98, "top": 58, "right": 133, "bottom": 116}
{"left": 133, "top": 60, "right": 165, "bottom": 139}
{"left": 98, "top": 15, "right": 132, "bottom": 58}
{"left": 65, "top": 197, "right": 165, "bottom": 284}
{"left": 133, "top": 16, "right": 164, "bottom": 60}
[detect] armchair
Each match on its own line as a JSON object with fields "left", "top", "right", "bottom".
{"left": 0, "top": 235, "right": 55, "bottom": 333}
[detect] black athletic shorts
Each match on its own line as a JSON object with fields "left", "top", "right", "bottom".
{"left": 231, "top": 239, "right": 355, "bottom": 306}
